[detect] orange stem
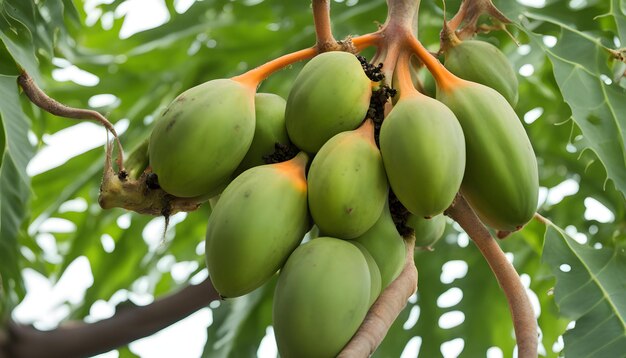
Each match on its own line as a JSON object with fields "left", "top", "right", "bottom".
{"left": 352, "top": 32, "right": 383, "bottom": 51}
{"left": 232, "top": 47, "right": 318, "bottom": 88}
{"left": 395, "top": 51, "right": 420, "bottom": 99}
{"left": 405, "top": 35, "right": 461, "bottom": 91}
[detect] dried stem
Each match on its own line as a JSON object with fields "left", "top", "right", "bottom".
{"left": 312, "top": 0, "right": 339, "bottom": 52}
{"left": 338, "top": 236, "right": 417, "bottom": 357}
{"left": 3, "top": 279, "right": 218, "bottom": 358}
{"left": 445, "top": 194, "right": 538, "bottom": 358}
{"left": 17, "top": 71, "right": 125, "bottom": 172}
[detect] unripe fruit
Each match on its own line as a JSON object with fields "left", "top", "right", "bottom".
{"left": 307, "top": 119, "right": 388, "bottom": 239}
{"left": 205, "top": 152, "right": 309, "bottom": 298}
{"left": 444, "top": 40, "right": 519, "bottom": 106}
{"left": 380, "top": 94, "right": 465, "bottom": 217}
{"left": 437, "top": 82, "right": 538, "bottom": 231}
{"left": 285, "top": 51, "right": 372, "bottom": 153}
{"left": 407, "top": 214, "right": 446, "bottom": 249}
{"left": 353, "top": 202, "right": 406, "bottom": 289}
{"left": 235, "top": 93, "right": 289, "bottom": 174}
{"left": 149, "top": 79, "right": 255, "bottom": 198}
{"left": 351, "top": 241, "right": 382, "bottom": 306}
{"left": 273, "top": 237, "right": 371, "bottom": 358}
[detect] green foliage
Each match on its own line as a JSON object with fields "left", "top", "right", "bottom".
{"left": 0, "top": 0, "right": 624, "bottom": 356}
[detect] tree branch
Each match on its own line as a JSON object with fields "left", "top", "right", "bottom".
{"left": 3, "top": 279, "right": 219, "bottom": 358}
{"left": 445, "top": 194, "right": 538, "bottom": 358}
{"left": 338, "top": 236, "right": 417, "bottom": 357}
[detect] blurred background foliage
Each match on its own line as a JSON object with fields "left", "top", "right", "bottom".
{"left": 0, "top": 0, "right": 625, "bottom": 357}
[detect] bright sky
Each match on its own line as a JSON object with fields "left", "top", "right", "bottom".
{"left": 13, "top": 0, "right": 616, "bottom": 357}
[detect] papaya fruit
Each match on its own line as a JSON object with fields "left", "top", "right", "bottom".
{"left": 273, "top": 237, "right": 371, "bottom": 358}
{"left": 234, "top": 93, "right": 289, "bottom": 174}
{"left": 205, "top": 152, "right": 309, "bottom": 298}
{"left": 444, "top": 40, "right": 519, "bottom": 106}
{"left": 307, "top": 119, "right": 388, "bottom": 239}
{"left": 379, "top": 94, "right": 465, "bottom": 218}
{"left": 407, "top": 213, "right": 446, "bottom": 249}
{"left": 285, "top": 51, "right": 372, "bottom": 153}
{"left": 149, "top": 79, "right": 255, "bottom": 198}
{"left": 437, "top": 82, "right": 538, "bottom": 231}
{"left": 351, "top": 241, "right": 382, "bottom": 306}
{"left": 353, "top": 202, "right": 406, "bottom": 289}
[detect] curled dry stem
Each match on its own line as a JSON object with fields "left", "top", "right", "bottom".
{"left": 17, "top": 71, "right": 126, "bottom": 172}
{"left": 338, "top": 235, "right": 417, "bottom": 357}
{"left": 445, "top": 194, "right": 538, "bottom": 358}
{"left": 98, "top": 142, "right": 201, "bottom": 216}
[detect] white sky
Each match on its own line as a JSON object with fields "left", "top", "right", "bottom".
{"left": 14, "top": 0, "right": 614, "bottom": 357}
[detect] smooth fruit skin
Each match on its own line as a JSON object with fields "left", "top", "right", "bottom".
{"left": 351, "top": 241, "right": 382, "bottom": 306}
{"left": 285, "top": 51, "right": 372, "bottom": 153}
{"left": 235, "top": 93, "right": 289, "bottom": 174}
{"left": 149, "top": 79, "right": 255, "bottom": 197}
{"left": 307, "top": 120, "right": 388, "bottom": 239}
{"left": 353, "top": 202, "right": 406, "bottom": 289}
{"left": 408, "top": 214, "right": 446, "bottom": 249}
{"left": 273, "top": 237, "right": 371, "bottom": 358}
{"left": 205, "top": 152, "right": 309, "bottom": 298}
{"left": 445, "top": 40, "right": 519, "bottom": 106}
{"left": 380, "top": 95, "right": 466, "bottom": 218}
{"left": 437, "top": 83, "right": 539, "bottom": 231}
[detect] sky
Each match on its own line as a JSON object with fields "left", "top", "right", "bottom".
{"left": 12, "top": 0, "right": 616, "bottom": 357}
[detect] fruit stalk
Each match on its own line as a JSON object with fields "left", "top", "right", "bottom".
{"left": 312, "top": 0, "right": 338, "bottom": 52}
{"left": 445, "top": 194, "right": 538, "bottom": 358}
{"left": 338, "top": 236, "right": 417, "bottom": 357}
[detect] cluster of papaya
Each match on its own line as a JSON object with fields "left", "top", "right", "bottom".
{"left": 144, "top": 25, "right": 537, "bottom": 355}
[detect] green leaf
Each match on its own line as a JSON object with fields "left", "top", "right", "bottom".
{"left": 542, "top": 220, "right": 626, "bottom": 357}
{"left": 0, "top": 74, "right": 34, "bottom": 306}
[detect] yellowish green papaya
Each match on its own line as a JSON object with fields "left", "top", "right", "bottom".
{"left": 380, "top": 94, "right": 465, "bottom": 217}
{"left": 307, "top": 119, "right": 388, "bottom": 239}
{"left": 437, "top": 82, "right": 538, "bottom": 231}
{"left": 351, "top": 241, "right": 382, "bottom": 306}
{"left": 407, "top": 214, "right": 446, "bottom": 249}
{"left": 353, "top": 202, "right": 406, "bottom": 289}
{"left": 205, "top": 152, "right": 309, "bottom": 298}
{"left": 273, "top": 237, "right": 371, "bottom": 358}
{"left": 444, "top": 40, "right": 519, "bottom": 106}
{"left": 149, "top": 79, "right": 255, "bottom": 197}
{"left": 235, "top": 93, "right": 289, "bottom": 174}
{"left": 285, "top": 51, "right": 372, "bottom": 153}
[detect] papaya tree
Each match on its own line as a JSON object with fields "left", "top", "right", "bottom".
{"left": 1, "top": 0, "right": 625, "bottom": 357}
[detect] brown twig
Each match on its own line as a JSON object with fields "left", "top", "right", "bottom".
{"left": 17, "top": 71, "right": 125, "bottom": 172}
{"left": 338, "top": 236, "right": 417, "bottom": 357}
{"left": 445, "top": 194, "right": 538, "bottom": 358}
{"left": 312, "top": 0, "right": 340, "bottom": 52}
{"left": 3, "top": 278, "right": 218, "bottom": 358}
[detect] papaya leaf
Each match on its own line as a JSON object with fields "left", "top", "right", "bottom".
{"left": 542, "top": 220, "right": 626, "bottom": 357}
{"left": 203, "top": 280, "right": 274, "bottom": 358}
{"left": 0, "top": 75, "right": 34, "bottom": 306}
{"left": 512, "top": 11, "right": 626, "bottom": 200}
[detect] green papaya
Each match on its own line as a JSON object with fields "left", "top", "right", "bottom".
{"left": 234, "top": 93, "right": 289, "bottom": 174}
{"left": 407, "top": 214, "right": 446, "bottom": 249}
{"left": 437, "top": 82, "right": 538, "bottom": 231}
{"left": 285, "top": 51, "right": 372, "bottom": 153}
{"left": 307, "top": 119, "right": 388, "bottom": 239}
{"left": 273, "top": 237, "right": 371, "bottom": 358}
{"left": 353, "top": 202, "right": 406, "bottom": 289}
{"left": 205, "top": 152, "right": 309, "bottom": 298}
{"left": 149, "top": 79, "right": 255, "bottom": 197}
{"left": 444, "top": 40, "right": 519, "bottom": 106}
{"left": 351, "top": 241, "right": 382, "bottom": 306}
{"left": 380, "top": 94, "right": 465, "bottom": 218}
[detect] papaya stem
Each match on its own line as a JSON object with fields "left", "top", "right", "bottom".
{"left": 445, "top": 194, "right": 538, "bottom": 358}
{"left": 395, "top": 51, "right": 420, "bottom": 99}
{"left": 351, "top": 32, "right": 383, "bottom": 52}
{"left": 17, "top": 71, "right": 126, "bottom": 173}
{"left": 312, "top": 0, "right": 339, "bottom": 52}
{"left": 405, "top": 35, "right": 461, "bottom": 91}
{"left": 338, "top": 235, "right": 417, "bottom": 357}
{"left": 232, "top": 47, "right": 318, "bottom": 88}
